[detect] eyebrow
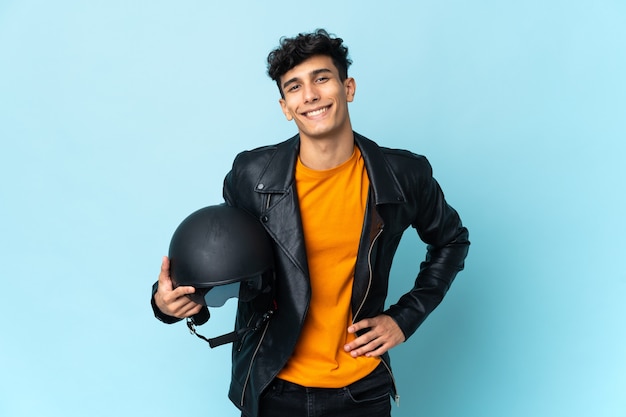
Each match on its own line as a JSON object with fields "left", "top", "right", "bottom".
{"left": 282, "top": 68, "right": 334, "bottom": 90}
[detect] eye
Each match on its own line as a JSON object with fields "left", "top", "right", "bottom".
{"left": 287, "top": 84, "right": 300, "bottom": 92}
{"left": 315, "top": 76, "right": 329, "bottom": 83}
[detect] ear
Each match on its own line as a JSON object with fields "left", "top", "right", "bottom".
{"left": 279, "top": 98, "right": 293, "bottom": 121}
{"left": 344, "top": 77, "right": 356, "bottom": 103}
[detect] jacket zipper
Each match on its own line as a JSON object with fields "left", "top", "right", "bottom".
{"left": 240, "top": 319, "right": 271, "bottom": 407}
{"left": 352, "top": 224, "right": 383, "bottom": 322}
{"left": 352, "top": 224, "right": 401, "bottom": 407}
{"left": 381, "top": 357, "right": 400, "bottom": 406}
{"left": 240, "top": 192, "right": 274, "bottom": 407}
{"left": 237, "top": 312, "right": 258, "bottom": 352}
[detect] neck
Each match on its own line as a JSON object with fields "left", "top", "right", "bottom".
{"left": 298, "top": 130, "right": 355, "bottom": 170}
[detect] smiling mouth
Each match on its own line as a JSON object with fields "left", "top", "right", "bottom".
{"left": 303, "top": 106, "right": 330, "bottom": 117}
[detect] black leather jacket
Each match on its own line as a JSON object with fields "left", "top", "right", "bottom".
{"left": 152, "top": 132, "right": 469, "bottom": 417}
{"left": 222, "top": 132, "right": 469, "bottom": 416}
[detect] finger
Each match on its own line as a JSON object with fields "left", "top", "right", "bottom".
{"left": 347, "top": 318, "right": 372, "bottom": 334}
{"left": 168, "top": 302, "right": 202, "bottom": 319}
{"left": 163, "top": 284, "right": 196, "bottom": 305}
{"left": 348, "top": 337, "right": 382, "bottom": 358}
{"left": 349, "top": 332, "right": 399, "bottom": 358}
{"left": 176, "top": 301, "right": 204, "bottom": 318}
{"left": 162, "top": 289, "right": 203, "bottom": 318}
{"left": 345, "top": 316, "right": 405, "bottom": 357}
{"left": 361, "top": 341, "right": 391, "bottom": 358}
{"left": 344, "top": 327, "right": 379, "bottom": 353}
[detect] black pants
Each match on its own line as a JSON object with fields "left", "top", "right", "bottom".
{"left": 257, "top": 362, "right": 393, "bottom": 417}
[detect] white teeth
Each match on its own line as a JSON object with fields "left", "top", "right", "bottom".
{"left": 306, "top": 107, "right": 327, "bottom": 117}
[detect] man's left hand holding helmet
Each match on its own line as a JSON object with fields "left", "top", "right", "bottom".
{"left": 154, "top": 256, "right": 204, "bottom": 319}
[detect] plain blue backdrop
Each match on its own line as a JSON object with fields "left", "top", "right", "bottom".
{"left": 1, "top": 1, "right": 625, "bottom": 416}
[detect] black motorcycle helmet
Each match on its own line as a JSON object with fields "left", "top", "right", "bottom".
{"left": 168, "top": 204, "right": 275, "bottom": 309}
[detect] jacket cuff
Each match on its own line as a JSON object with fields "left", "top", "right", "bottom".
{"left": 383, "top": 307, "right": 419, "bottom": 340}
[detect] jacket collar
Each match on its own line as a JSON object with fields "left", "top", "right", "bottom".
{"left": 254, "top": 132, "right": 406, "bottom": 205}
{"left": 254, "top": 135, "right": 299, "bottom": 194}
{"left": 354, "top": 132, "right": 406, "bottom": 205}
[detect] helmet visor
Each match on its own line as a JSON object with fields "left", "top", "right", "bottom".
{"left": 186, "top": 274, "right": 266, "bottom": 307}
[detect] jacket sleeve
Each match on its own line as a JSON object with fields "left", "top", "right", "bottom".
{"left": 384, "top": 158, "right": 470, "bottom": 340}
{"left": 223, "top": 167, "right": 236, "bottom": 207}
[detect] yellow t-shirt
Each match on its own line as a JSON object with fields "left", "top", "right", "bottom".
{"left": 277, "top": 146, "right": 380, "bottom": 387}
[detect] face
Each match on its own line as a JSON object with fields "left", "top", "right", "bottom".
{"left": 279, "top": 55, "right": 356, "bottom": 142}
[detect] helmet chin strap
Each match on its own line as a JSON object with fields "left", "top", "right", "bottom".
{"left": 186, "top": 306, "right": 276, "bottom": 348}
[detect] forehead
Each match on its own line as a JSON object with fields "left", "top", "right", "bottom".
{"left": 280, "top": 55, "right": 339, "bottom": 83}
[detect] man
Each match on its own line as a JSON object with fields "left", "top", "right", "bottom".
{"left": 152, "top": 29, "right": 469, "bottom": 417}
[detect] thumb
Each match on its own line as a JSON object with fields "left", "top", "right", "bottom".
{"left": 157, "top": 256, "right": 173, "bottom": 292}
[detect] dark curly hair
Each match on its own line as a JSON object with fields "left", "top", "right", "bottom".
{"left": 267, "top": 29, "right": 352, "bottom": 97}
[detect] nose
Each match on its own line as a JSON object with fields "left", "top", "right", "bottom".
{"left": 303, "top": 83, "right": 319, "bottom": 103}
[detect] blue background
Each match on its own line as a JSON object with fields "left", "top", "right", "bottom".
{"left": 1, "top": 1, "right": 625, "bottom": 416}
